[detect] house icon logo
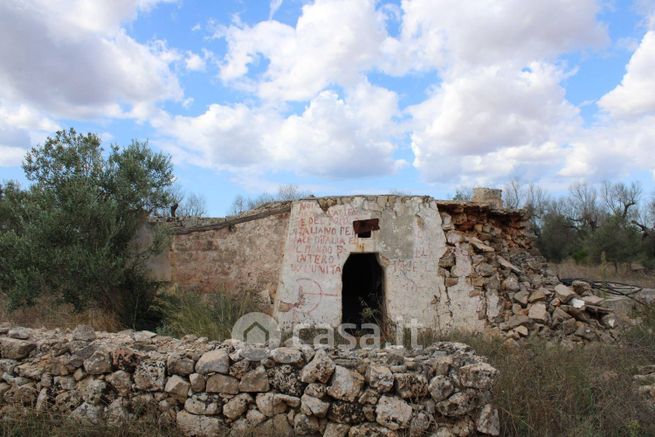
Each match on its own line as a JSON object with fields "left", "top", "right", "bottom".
{"left": 232, "top": 312, "right": 281, "bottom": 347}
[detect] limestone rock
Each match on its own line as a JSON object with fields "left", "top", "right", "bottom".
{"left": 271, "top": 347, "right": 303, "bottom": 365}
{"left": 327, "top": 366, "right": 364, "bottom": 402}
{"left": 184, "top": 393, "right": 221, "bottom": 415}
{"left": 528, "top": 289, "right": 547, "bottom": 303}
{"left": 476, "top": 403, "right": 500, "bottom": 436}
{"left": 410, "top": 412, "right": 432, "bottom": 437}
{"left": 0, "top": 338, "right": 36, "bottom": 360}
{"left": 301, "top": 393, "right": 329, "bottom": 417}
{"left": 293, "top": 413, "right": 321, "bottom": 435}
{"left": 83, "top": 350, "right": 112, "bottom": 375}
{"left": 394, "top": 373, "right": 428, "bottom": 399}
{"left": 206, "top": 374, "right": 238, "bottom": 394}
{"left": 106, "top": 370, "right": 131, "bottom": 396}
{"left": 165, "top": 375, "right": 190, "bottom": 398}
{"left": 133, "top": 360, "right": 166, "bottom": 391}
{"left": 256, "top": 392, "right": 288, "bottom": 417}
{"left": 239, "top": 366, "right": 269, "bottom": 392}
{"left": 195, "top": 349, "right": 229, "bottom": 375}
{"left": 189, "top": 372, "right": 206, "bottom": 392}
{"left": 300, "top": 349, "right": 336, "bottom": 384}
{"left": 436, "top": 390, "right": 480, "bottom": 416}
{"left": 366, "top": 364, "right": 394, "bottom": 393}
{"left": 177, "top": 410, "right": 224, "bottom": 436}
{"left": 223, "top": 393, "right": 252, "bottom": 420}
{"left": 8, "top": 327, "right": 30, "bottom": 340}
{"left": 428, "top": 375, "right": 454, "bottom": 402}
{"left": 528, "top": 303, "right": 549, "bottom": 323}
{"left": 81, "top": 379, "right": 106, "bottom": 405}
{"left": 167, "top": 354, "right": 195, "bottom": 376}
{"left": 323, "top": 422, "right": 350, "bottom": 437}
{"left": 256, "top": 413, "right": 293, "bottom": 437}
{"left": 555, "top": 284, "right": 576, "bottom": 303}
{"left": 513, "top": 291, "right": 529, "bottom": 306}
{"left": 459, "top": 362, "right": 498, "bottom": 390}
{"left": 375, "top": 395, "right": 412, "bottom": 430}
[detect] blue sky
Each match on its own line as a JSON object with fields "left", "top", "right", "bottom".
{"left": 1, "top": 0, "right": 655, "bottom": 216}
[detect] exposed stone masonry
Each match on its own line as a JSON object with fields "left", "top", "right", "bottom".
{"left": 0, "top": 324, "right": 499, "bottom": 436}
{"left": 437, "top": 203, "right": 616, "bottom": 344}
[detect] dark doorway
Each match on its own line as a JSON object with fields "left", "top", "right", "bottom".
{"left": 341, "top": 253, "right": 384, "bottom": 327}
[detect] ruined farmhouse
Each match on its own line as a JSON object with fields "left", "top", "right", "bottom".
{"left": 148, "top": 188, "right": 614, "bottom": 341}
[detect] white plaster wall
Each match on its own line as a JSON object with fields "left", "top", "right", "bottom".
{"left": 273, "top": 197, "right": 484, "bottom": 331}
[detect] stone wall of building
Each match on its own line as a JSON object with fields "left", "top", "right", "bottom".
{"left": 436, "top": 203, "right": 616, "bottom": 344}
{"left": 149, "top": 195, "right": 616, "bottom": 342}
{"left": 161, "top": 204, "right": 292, "bottom": 306}
{"left": 0, "top": 324, "right": 500, "bottom": 436}
{"left": 274, "top": 196, "right": 452, "bottom": 329}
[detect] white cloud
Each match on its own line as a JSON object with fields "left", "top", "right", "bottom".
{"left": 408, "top": 63, "right": 580, "bottom": 182}
{"left": 218, "top": 0, "right": 388, "bottom": 101}
{"left": 0, "top": 0, "right": 182, "bottom": 119}
{"left": 184, "top": 51, "right": 207, "bottom": 72}
{"left": 598, "top": 31, "right": 655, "bottom": 118}
{"left": 0, "top": 146, "right": 27, "bottom": 167}
{"left": 561, "top": 115, "right": 655, "bottom": 180}
{"left": 0, "top": 102, "right": 60, "bottom": 167}
{"left": 151, "top": 80, "right": 402, "bottom": 178}
{"left": 381, "top": 0, "right": 607, "bottom": 74}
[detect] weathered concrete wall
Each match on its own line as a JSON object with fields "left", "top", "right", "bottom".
{"left": 0, "top": 324, "right": 500, "bottom": 436}
{"left": 166, "top": 210, "right": 290, "bottom": 305}
{"left": 274, "top": 196, "right": 464, "bottom": 330}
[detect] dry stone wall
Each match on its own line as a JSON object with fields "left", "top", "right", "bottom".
{"left": 437, "top": 203, "right": 616, "bottom": 344}
{"left": 0, "top": 324, "right": 500, "bottom": 436}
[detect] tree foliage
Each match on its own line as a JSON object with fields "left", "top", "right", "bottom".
{"left": 0, "top": 129, "right": 176, "bottom": 328}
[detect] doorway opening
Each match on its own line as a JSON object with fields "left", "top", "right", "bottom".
{"left": 341, "top": 253, "right": 384, "bottom": 327}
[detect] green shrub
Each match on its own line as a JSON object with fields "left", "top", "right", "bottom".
{"left": 0, "top": 129, "right": 175, "bottom": 329}
{"left": 157, "top": 289, "right": 263, "bottom": 341}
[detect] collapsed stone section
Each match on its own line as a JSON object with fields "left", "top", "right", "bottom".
{"left": 0, "top": 324, "right": 500, "bottom": 436}
{"left": 437, "top": 203, "right": 616, "bottom": 344}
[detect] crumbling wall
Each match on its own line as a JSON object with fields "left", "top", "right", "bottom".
{"left": 437, "top": 203, "right": 616, "bottom": 343}
{"left": 150, "top": 195, "right": 615, "bottom": 341}
{"left": 165, "top": 207, "right": 291, "bottom": 306}
{"left": 0, "top": 324, "right": 500, "bottom": 436}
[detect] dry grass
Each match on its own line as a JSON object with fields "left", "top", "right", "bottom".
{"left": 156, "top": 288, "right": 263, "bottom": 341}
{"left": 434, "top": 330, "right": 655, "bottom": 437}
{"left": 552, "top": 260, "right": 655, "bottom": 289}
{"left": 0, "top": 294, "right": 122, "bottom": 332}
{"left": 0, "top": 409, "right": 176, "bottom": 437}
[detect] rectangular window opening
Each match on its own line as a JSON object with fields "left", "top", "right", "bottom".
{"left": 353, "top": 218, "right": 379, "bottom": 239}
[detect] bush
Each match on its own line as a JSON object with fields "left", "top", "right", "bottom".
{"left": 157, "top": 289, "right": 263, "bottom": 341}
{"left": 537, "top": 212, "right": 579, "bottom": 262}
{"left": 0, "top": 129, "right": 175, "bottom": 329}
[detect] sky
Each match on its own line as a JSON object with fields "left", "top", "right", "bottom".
{"left": 1, "top": 0, "right": 655, "bottom": 216}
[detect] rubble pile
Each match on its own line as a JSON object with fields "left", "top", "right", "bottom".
{"left": 0, "top": 324, "right": 500, "bottom": 436}
{"left": 438, "top": 203, "right": 616, "bottom": 344}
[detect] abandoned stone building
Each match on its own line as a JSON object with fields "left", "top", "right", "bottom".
{"left": 148, "top": 188, "right": 614, "bottom": 340}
